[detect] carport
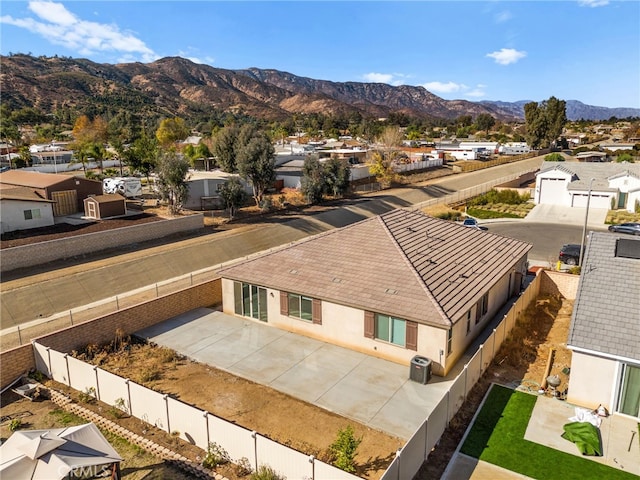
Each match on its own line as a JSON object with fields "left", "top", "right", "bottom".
{"left": 136, "top": 309, "right": 454, "bottom": 440}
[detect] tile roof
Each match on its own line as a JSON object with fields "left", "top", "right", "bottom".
{"left": 567, "top": 233, "right": 640, "bottom": 361}
{"left": 219, "top": 209, "right": 532, "bottom": 328}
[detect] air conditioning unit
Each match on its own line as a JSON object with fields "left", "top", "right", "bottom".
{"left": 409, "top": 355, "right": 432, "bottom": 384}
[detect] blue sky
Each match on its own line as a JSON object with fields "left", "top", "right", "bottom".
{"left": 2, "top": 1, "right": 639, "bottom": 109}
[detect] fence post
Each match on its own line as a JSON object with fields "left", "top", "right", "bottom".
{"left": 163, "top": 394, "right": 170, "bottom": 433}
{"left": 463, "top": 365, "right": 468, "bottom": 401}
{"left": 94, "top": 366, "right": 101, "bottom": 401}
{"left": 125, "top": 379, "right": 132, "bottom": 415}
{"left": 63, "top": 353, "right": 71, "bottom": 387}
{"left": 309, "top": 455, "right": 315, "bottom": 480}
{"left": 479, "top": 344, "right": 484, "bottom": 373}
{"left": 203, "top": 411, "right": 210, "bottom": 447}
{"left": 46, "top": 347, "right": 52, "bottom": 379}
{"left": 251, "top": 431, "right": 258, "bottom": 472}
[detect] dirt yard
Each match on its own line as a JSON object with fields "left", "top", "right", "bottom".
{"left": 0, "top": 293, "right": 573, "bottom": 480}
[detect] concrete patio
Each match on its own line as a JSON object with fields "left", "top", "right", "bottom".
{"left": 136, "top": 308, "right": 456, "bottom": 440}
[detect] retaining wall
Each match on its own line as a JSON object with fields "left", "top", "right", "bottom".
{"left": 539, "top": 270, "right": 580, "bottom": 300}
{"left": 1, "top": 214, "right": 204, "bottom": 273}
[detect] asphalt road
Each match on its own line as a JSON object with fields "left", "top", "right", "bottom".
{"left": 1, "top": 156, "right": 547, "bottom": 329}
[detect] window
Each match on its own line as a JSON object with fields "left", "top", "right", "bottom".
{"left": 281, "top": 292, "right": 322, "bottom": 324}
{"left": 233, "top": 281, "right": 267, "bottom": 322}
{"left": 375, "top": 314, "right": 406, "bottom": 347}
{"left": 618, "top": 364, "right": 640, "bottom": 417}
{"left": 287, "top": 293, "right": 313, "bottom": 321}
{"left": 447, "top": 328, "right": 453, "bottom": 355}
{"left": 475, "top": 293, "right": 489, "bottom": 324}
{"left": 466, "top": 310, "right": 472, "bottom": 335}
{"left": 23, "top": 209, "right": 41, "bottom": 221}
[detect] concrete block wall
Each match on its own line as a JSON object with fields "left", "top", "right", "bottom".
{"left": 0, "top": 343, "right": 36, "bottom": 390}
{"left": 540, "top": 270, "right": 580, "bottom": 300}
{"left": 0, "top": 278, "right": 221, "bottom": 389}
{"left": 37, "top": 278, "right": 221, "bottom": 354}
{"left": 1, "top": 214, "right": 204, "bottom": 273}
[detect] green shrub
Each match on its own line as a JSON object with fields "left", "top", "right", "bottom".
{"left": 329, "top": 425, "right": 362, "bottom": 473}
{"left": 9, "top": 419, "right": 22, "bottom": 431}
{"left": 202, "top": 442, "right": 229, "bottom": 469}
{"left": 78, "top": 386, "right": 96, "bottom": 404}
{"left": 250, "top": 465, "right": 285, "bottom": 480}
{"left": 468, "top": 189, "right": 529, "bottom": 207}
{"left": 544, "top": 152, "right": 564, "bottom": 162}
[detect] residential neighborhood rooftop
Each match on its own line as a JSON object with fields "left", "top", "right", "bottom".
{"left": 219, "top": 209, "right": 532, "bottom": 327}
{"left": 567, "top": 233, "right": 640, "bottom": 361}
{"left": 0, "top": 170, "right": 84, "bottom": 188}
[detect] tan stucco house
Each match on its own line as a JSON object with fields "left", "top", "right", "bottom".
{"left": 219, "top": 209, "right": 531, "bottom": 376}
{"left": 567, "top": 233, "right": 640, "bottom": 419}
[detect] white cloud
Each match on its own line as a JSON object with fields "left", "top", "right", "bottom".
{"left": 363, "top": 72, "right": 394, "bottom": 83}
{"left": 486, "top": 48, "right": 526, "bottom": 65}
{"left": 178, "top": 49, "right": 215, "bottom": 66}
{"left": 578, "top": 0, "right": 609, "bottom": 7}
{"left": 0, "top": 1, "right": 157, "bottom": 62}
{"left": 421, "top": 81, "right": 467, "bottom": 94}
{"left": 495, "top": 10, "right": 512, "bottom": 23}
{"left": 465, "top": 86, "right": 487, "bottom": 98}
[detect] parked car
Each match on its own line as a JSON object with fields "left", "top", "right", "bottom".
{"left": 462, "top": 218, "right": 481, "bottom": 229}
{"left": 559, "top": 244, "right": 582, "bottom": 265}
{"left": 608, "top": 222, "right": 640, "bottom": 236}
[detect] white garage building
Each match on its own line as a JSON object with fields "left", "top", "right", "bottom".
{"left": 535, "top": 161, "right": 640, "bottom": 212}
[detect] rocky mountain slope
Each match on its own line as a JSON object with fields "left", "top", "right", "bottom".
{"left": 2, "top": 54, "right": 637, "bottom": 123}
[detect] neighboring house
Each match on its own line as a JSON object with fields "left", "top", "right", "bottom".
{"left": 575, "top": 151, "right": 609, "bottom": 162}
{"left": 0, "top": 170, "right": 103, "bottom": 216}
{"left": 184, "top": 170, "right": 251, "bottom": 211}
{"left": 218, "top": 209, "right": 531, "bottom": 376}
{"left": 84, "top": 194, "right": 127, "bottom": 220}
{"left": 534, "top": 161, "right": 640, "bottom": 212}
{"left": 0, "top": 186, "right": 55, "bottom": 234}
{"left": 566, "top": 233, "right": 640, "bottom": 419}
{"left": 600, "top": 143, "right": 635, "bottom": 152}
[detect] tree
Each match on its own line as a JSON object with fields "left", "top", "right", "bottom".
{"left": 212, "top": 125, "right": 239, "bottom": 172}
{"left": 183, "top": 143, "right": 212, "bottom": 167}
{"left": 127, "top": 135, "right": 158, "bottom": 180}
{"left": 218, "top": 177, "right": 246, "bottom": 219}
{"left": 85, "top": 142, "right": 106, "bottom": 174}
{"left": 544, "top": 152, "right": 565, "bottom": 162}
{"left": 301, "top": 155, "right": 325, "bottom": 205}
{"left": 155, "top": 151, "right": 190, "bottom": 215}
{"left": 156, "top": 117, "right": 189, "bottom": 148}
{"left": 323, "top": 157, "right": 351, "bottom": 198}
{"left": 475, "top": 113, "right": 496, "bottom": 135}
{"left": 525, "top": 97, "right": 567, "bottom": 149}
{"left": 368, "top": 150, "right": 396, "bottom": 187}
{"left": 236, "top": 133, "right": 275, "bottom": 208}
{"left": 615, "top": 152, "right": 635, "bottom": 163}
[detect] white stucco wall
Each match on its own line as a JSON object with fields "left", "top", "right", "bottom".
{"left": 221, "top": 258, "right": 524, "bottom": 377}
{"left": 609, "top": 174, "right": 640, "bottom": 212}
{"left": 567, "top": 351, "right": 618, "bottom": 411}
{"left": 0, "top": 200, "right": 54, "bottom": 233}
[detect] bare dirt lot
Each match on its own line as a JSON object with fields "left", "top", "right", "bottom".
{"left": 0, "top": 293, "right": 573, "bottom": 480}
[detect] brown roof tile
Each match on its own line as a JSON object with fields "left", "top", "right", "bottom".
{"left": 220, "top": 209, "right": 531, "bottom": 328}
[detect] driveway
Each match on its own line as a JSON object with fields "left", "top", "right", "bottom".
{"left": 522, "top": 204, "right": 608, "bottom": 228}
{"left": 136, "top": 308, "right": 455, "bottom": 440}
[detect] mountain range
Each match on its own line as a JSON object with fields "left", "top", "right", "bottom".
{"left": 2, "top": 54, "right": 638, "bottom": 124}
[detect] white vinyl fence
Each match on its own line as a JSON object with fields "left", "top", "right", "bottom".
{"left": 32, "top": 342, "right": 357, "bottom": 480}
{"left": 393, "top": 158, "right": 443, "bottom": 173}
{"left": 379, "top": 274, "right": 540, "bottom": 480}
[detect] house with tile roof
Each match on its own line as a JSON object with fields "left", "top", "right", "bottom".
{"left": 534, "top": 161, "right": 640, "bottom": 212}
{"left": 0, "top": 185, "right": 56, "bottom": 233}
{"left": 566, "top": 233, "right": 640, "bottom": 418}
{"left": 218, "top": 209, "right": 532, "bottom": 376}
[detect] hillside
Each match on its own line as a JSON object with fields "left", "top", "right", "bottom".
{"left": 2, "top": 54, "right": 638, "bottom": 122}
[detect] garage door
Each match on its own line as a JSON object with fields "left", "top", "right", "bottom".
{"left": 572, "top": 193, "right": 610, "bottom": 209}
{"left": 538, "top": 178, "right": 565, "bottom": 204}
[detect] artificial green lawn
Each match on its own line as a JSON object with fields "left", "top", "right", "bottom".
{"left": 460, "top": 385, "right": 638, "bottom": 480}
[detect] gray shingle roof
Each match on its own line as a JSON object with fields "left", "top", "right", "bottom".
{"left": 567, "top": 233, "right": 640, "bottom": 361}
{"left": 219, "top": 209, "right": 532, "bottom": 328}
{"left": 539, "top": 161, "right": 640, "bottom": 181}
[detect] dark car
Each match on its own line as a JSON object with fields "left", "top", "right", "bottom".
{"left": 608, "top": 222, "right": 640, "bottom": 236}
{"left": 559, "top": 244, "right": 581, "bottom": 265}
